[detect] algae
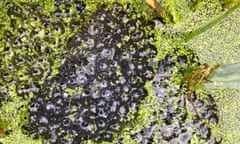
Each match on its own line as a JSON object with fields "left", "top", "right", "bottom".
{"left": 187, "top": 4, "right": 240, "bottom": 144}
{"left": 0, "top": 0, "right": 239, "bottom": 143}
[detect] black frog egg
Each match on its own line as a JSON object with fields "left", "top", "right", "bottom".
{"left": 96, "top": 117, "right": 107, "bottom": 130}
{"left": 45, "top": 102, "right": 56, "bottom": 112}
{"left": 76, "top": 73, "right": 88, "bottom": 85}
{"left": 39, "top": 116, "right": 49, "bottom": 125}
{"left": 101, "top": 48, "right": 115, "bottom": 58}
{"left": 62, "top": 118, "right": 71, "bottom": 127}
{"left": 118, "top": 105, "right": 128, "bottom": 116}
{"left": 100, "top": 89, "right": 113, "bottom": 99}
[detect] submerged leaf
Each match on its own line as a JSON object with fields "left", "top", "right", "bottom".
{"left": 204, "top": 63, "right": 240, "bottom": 89}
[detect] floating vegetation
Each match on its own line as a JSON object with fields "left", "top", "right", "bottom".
{"left": 0, "top": 0, "right": 239, "bottom": 144}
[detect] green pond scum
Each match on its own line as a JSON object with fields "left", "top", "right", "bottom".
{"left": 0, "top": 0, "right": 239, "bottom": 144}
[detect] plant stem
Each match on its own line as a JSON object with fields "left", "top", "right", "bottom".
{"left": 184, "top": 2, "right": 240, "bottom": 41}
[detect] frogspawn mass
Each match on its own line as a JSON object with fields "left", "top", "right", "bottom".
{"left": 1, "top": 0, "right": 221, "bottom": 143}
{"left": 26, "top": 3, "right": 158, "bottom": 143}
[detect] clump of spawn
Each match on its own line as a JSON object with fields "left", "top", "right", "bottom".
{"left": 26, "top": 3, "right": 158, "bottom": 143}
{"left": 0, "top": 0, "right": 85, "bottom": 141}
{"left": 119, "top": 53, "right": 220, "bottom": 144}
{"left": 0, "top": 0, "right": 86, "bottom": 99}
